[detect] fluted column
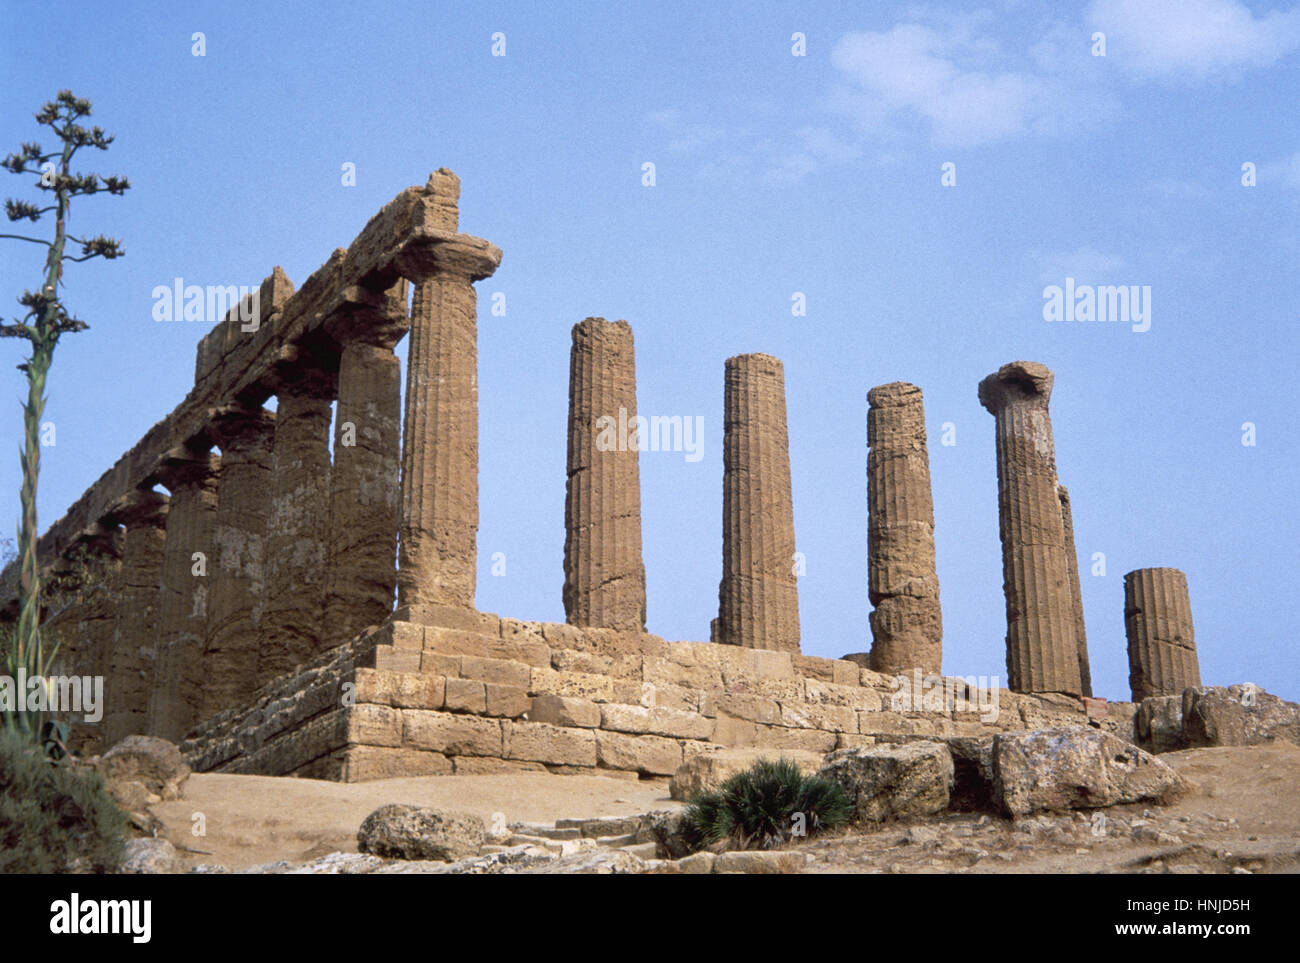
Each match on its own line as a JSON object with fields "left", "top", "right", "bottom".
{"left": 204, "top": 406, "right": 275, "bottom": 718}
{"left": 978, "top": 361, "right": 1081, "bottom": 696}
{"left": 867, "top": 382, "right": 942, "bottom": 675}
{"left": 105, "top": 489, "right": 168, "bottom": 747}
{"left": 1125, "top": 567, "right": 1200, "bottom": 701}
{"left": 563, "top": 318, "right": 646, "bottom": 631}
{"left": 262, "top": 372, "right": 333, "bottom": 680}
{"left": 148, "top": 450, "right": 220, "bottom": 741}
{"left": 717, "top": 353, "right": 800, "bottom": 652}
{"left": 325, "top": 340, "right": 402, "bottom": 642}
{"left": 1058, "top": 484, "right": 1092, "bottom": 698}
{"left": 396, "top": 170, "right": 501, "bottom": 611}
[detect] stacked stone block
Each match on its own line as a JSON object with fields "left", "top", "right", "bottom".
{"left": 978, "top": 361, "right": 1082, "bottom": 697}
{"left": 716, "top": 354, "right": 800, "bottom": 652}
{"left": 866, "top": 382, "right": 942, "bottom": 676}
{"left": 563, "top": 318, "right": 646, "bottom": 631}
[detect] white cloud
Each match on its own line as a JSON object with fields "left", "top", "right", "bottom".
{"left": 831, "top": 24, "right": 1039, "bottom": 147}
{"left": 1087, "top": 0, "right": 1300, "bottom": 82}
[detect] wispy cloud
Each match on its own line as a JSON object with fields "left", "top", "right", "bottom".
{"left": 1086, "top": 0, "right": 1300, "bottom": 82}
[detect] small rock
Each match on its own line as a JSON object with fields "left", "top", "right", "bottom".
{"left": 357, "top": 804, "right": 485, "bottom": 862}
{"left": 120, "top": 838, "right": 180, "bottom": 874}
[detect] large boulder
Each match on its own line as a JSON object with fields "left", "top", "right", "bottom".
{"left": 669, "top": 748, "right": 825, "bottom": 801}
{"left": 120, "top": 838, "right": 180, "bottom": 874}
{"left": 993, "top": 728, "right": 1185, "bottom": 817}
{"left": 98, "top": 736, "right": 190, "bottom": 802}
{"left": 1182, "top": 685, "right": 1300, "bottom": 749}
{"left": 357, "top": 804, "right": 484, "bottom": 862}
{"left": 818, "top": 741, "right": 954, "bottom": 823}
{"left": 1135, "top": 685, "right": 1300, "bottom": 753}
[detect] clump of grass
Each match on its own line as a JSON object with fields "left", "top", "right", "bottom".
{"left": 0, "top": 728, "right": 127, "bottom": 873}
{"left": 681, "top": 757, "right": 853, "bottom": 852}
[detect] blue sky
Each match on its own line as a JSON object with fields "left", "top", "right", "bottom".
{"left": 1, "top": 0, "right": 1296, "bottom": 701}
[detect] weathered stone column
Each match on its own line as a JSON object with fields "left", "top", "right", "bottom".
{"left": 978, "top": 361, "right": 1081, "bottom": 696}
{"left": 716, "top": 353, "right": 800, "bottom": 652}
{"left": 866, "top": 382, "right": 942, "bottom": 675}
{"left": 147, "top": 450, "right": 220, "bottom": 741}
{"left": 105, "top": 489, "right": 168, "bottom": 747}
{"left": 325, "top": 339, "right": 402, "bottom": 643}
{"left": 1125, "top": 567, "right": 1201, "bottom": 700}
{"left": 204, "top": 406, "right": 275, "bottom": 718}
{"left": 1058, "top": 484, "right": 1092, "bottom": 698}
{"left": 563, "top": 318, "right": 646, "bottom": 631}
{"left": 396, "top": 170, "right": 501, "bottom": 611}
{"left": 262, "top": 372, "right": 333, "bottom": 680}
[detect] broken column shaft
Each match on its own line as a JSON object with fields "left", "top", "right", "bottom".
{"left": 1125, "top": 567, "right": 1201, "bottom": 700}
{"left": 716, "top": 353, "right": 800, "bottom": 652}
{"left": 866, "top": 382, "right": 942, "bottom": 676}
{"left": 978, "top": 361, "right": 1081, "bottom": 696}
{"left": 563, "top": 318, "right": 646, "bottom": 631}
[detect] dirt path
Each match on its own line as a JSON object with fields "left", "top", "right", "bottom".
{"left": 153, "top": 772, "right": 677, "bottom": 871}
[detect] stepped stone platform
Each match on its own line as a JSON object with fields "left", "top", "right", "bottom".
{"left": 182, "top": 608, "right": 1137, "bottom": 782}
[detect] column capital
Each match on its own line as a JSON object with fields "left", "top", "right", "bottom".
{"left": 153, "top": 447, "right": 219, "bottom": 491}
{"left": 108, "top": 487, "right": 169, "bottom": 530}
{"left": 323, "top": 281, "right": 410, "bottom": 350}
{"left": 978, "top": 360, "right": 1054, "bottom": 414}
{"left": 207, "top": 404, "right": 276, "bottom": 453}
{"left": 396, "top": 235, "right": 502, "bottom": 284}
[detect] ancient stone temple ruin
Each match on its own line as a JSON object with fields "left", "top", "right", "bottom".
{"left": 0, "top": 170, "right": 1203, "bottom": 778}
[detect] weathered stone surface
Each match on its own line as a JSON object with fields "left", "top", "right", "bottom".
{"left": 716, "top": 353, "right": 800, "bottom": 652}
{"left": 120, "top": 838, "right": 181, "bottom": 874}
{"left": 978, "top": 362, "right": 1081, "bottom": 696}
{"left": 344, "top": 746, "right": 452, "bottom": 781}
{"left": 866, "top": 382, "right": 942, "bottom": 676}
{"left": 819, "top": 741, "right": 954, "bottom": 822}
{"left": 203, "top": 406, "right": 274, "bottom": 719}
{"left": 398, "top": 177, "right": 499, "bottom": 611}
{"left": 992, "top": 728, "right": 1186, "bottom": 817}
{"left": 1178, "top": 685, "right": 1299, "bottom": 749}
{"left": 599, "top": 703, "right": 714, "bottom": 740}
{"left": 403, "top": 711, "right": 503, "bottom": 756}
{"left": 325, "top": 340, "right": 401, "bottom": 645}
{"left": 262, "top": 376, "right": 333, "bottom": 679}
{"left": 357, "top": 804, "right": 485, "bottom": 861}
{"left": 1125, "top": 567, "right": 1201, "bottom": 701}
{"left": 564, "top": 318, "right": 646, "bottom": 632}
{"left": 713, "top": 851, "right": 806, "bottom": 874}
{"left": 528, "top": 694, "right": 602, "bottom": 728}
{"left": 104, "top": 490, "right": 168, "bottom": 746}
{"left": 669, "top": 747, "right": 825, "bottom": 801}
{"left": 100, "top": 735, "right": 191, "bottom": 801}
{"left": 1057, "top": 484, "right": 1092, "bottom": 698}
{"left": 595, "top": 730, "right": 682, "bottom": 775}
{"left": 503, "top": 721, "right": 598, "bottom": 767}
{"left": 148, "top": 451, "right": 219, "bottom": 742}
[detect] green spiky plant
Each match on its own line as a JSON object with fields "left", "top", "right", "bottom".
{"left": 0, "top": 91, "right": 128, "bottom": 743}
{"left": 681, "top": 757, "right": 854, "bottom": 852}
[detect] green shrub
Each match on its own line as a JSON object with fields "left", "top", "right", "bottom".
{"left": 681, "top": 757, "right": 853, "bottom": 852}
{"left": 0, "top": 728, "right": 127, "bottom": 873}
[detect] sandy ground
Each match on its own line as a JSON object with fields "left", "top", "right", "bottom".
{"left": 152, "top": 743, "right": 1300, "bottom": 873}
{"left": 153, "top": 772, "right": 678, "bottom": 870}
